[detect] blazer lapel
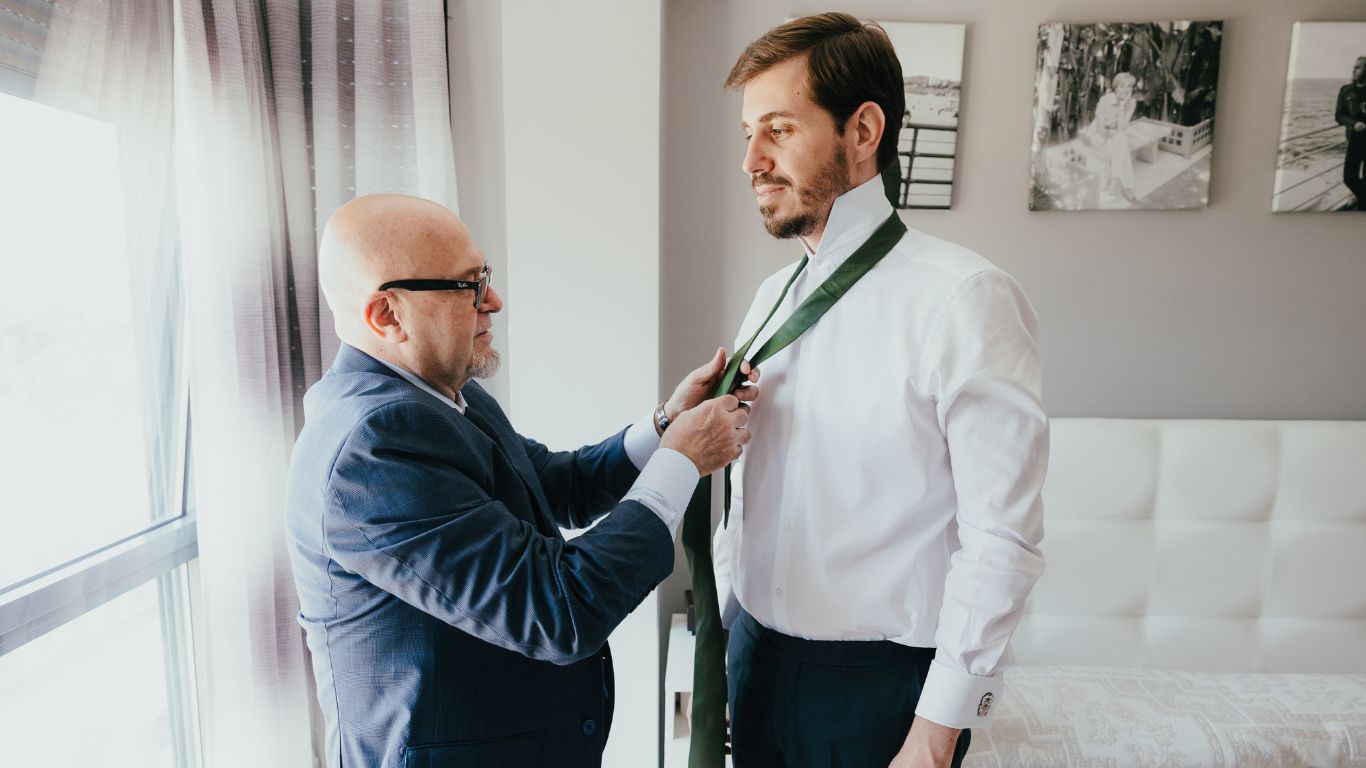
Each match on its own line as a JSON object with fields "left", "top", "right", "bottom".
{"left": 461, "top": 405, "right": 561, "bottom": 538}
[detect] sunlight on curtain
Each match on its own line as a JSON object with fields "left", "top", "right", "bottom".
{"left": 0, "top": 0, "right": 182, "bottom": 577}
{"left": 0, "top": 94, "right": 169, "bottom": 585}
{"left": 37, "top": 1, "right": 183, "bottom": 517}
{"left": 172, "top": 1, "right": 457, "bottom": 765}
{"left": 173, "top": 1, "right": 315, "bottom": 764}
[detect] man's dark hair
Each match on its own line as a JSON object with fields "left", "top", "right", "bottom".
{"left": 725, "top": 12, "right": 905, "bottom": 172}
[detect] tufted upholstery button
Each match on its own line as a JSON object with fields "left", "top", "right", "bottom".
{"left": 581, "top": 719, "right": 598, "bottom": 737}
{"left": 1019, "top": 419, "right": 1366, "bottom": 673}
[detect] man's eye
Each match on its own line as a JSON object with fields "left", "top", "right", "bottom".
{"left": 771, "top": 127, "right": 789, "bottom": 138}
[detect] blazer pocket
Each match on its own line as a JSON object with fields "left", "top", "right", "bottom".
{"left": 404, "top": 732, "right": 543, "bottom": 767}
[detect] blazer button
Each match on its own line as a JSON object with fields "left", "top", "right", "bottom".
{"left": 582, "top": 719, "right": 598, "bottom": 737}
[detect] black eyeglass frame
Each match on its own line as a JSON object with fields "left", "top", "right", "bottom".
{"left": 378, "top": 267, "right": 492, "bottom": 308}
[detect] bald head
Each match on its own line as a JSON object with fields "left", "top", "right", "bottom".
{"left": 318, "top": 195, "right": 501, "bottom": 398}
{"left": 320, "top": 195, "right": 479, "bottom": 346}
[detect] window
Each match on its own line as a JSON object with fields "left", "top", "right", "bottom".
{"left": 0, "top": 568, "right": 199, "bottom": 765}
{"left": 0, "top": 90, "right": 199, "bottom": 766}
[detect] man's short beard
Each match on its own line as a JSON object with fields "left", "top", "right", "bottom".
{"left": 467, "top": 348, "right": 501, "bottom": 380}
{"left": 758, "top": 144, "right": 849, "bottom": 240}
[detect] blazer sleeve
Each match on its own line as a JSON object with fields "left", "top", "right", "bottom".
{"left": 521, "top": 429, "right": 641, "bottom": 530}
{"left": 325, "top": 400, "right": 674, "bottom": 665}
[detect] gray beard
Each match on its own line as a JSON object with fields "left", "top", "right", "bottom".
{"left": 468, "top": 348, "right": 501, "bottom": 380}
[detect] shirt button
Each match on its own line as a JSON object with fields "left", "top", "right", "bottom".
{"left": 582, "top": 719, "right": 598, "bottom": 737}
{"left": 783, "top": 521, "right": 792, "bottom": 532}
{"left": 775, "top": 587, "right": 784, "bottom": 598}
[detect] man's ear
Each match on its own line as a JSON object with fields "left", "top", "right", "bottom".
{"left": 848, "top": 101, "right": 886, "bottom": 167}
{"left": 364, "top": 292, "right": 407, "bottom": 343}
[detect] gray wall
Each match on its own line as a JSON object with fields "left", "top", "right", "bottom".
{"left": 657, "top": 0, "right": 1366, "bottom": 632}
{"left": 450, "top": 3, "right": 667, "bottom": 765}
{"left": 447, "top": 0, "right": 510, "bottom": 405}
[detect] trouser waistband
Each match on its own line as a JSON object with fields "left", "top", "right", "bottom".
{"left": 734, "top": 610, "right": 935, "bottom": 667}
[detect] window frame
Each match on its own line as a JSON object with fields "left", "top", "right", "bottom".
{"left": 0, "top": 368, "right": 194, "bottom": 651}
{"left": 0, "top": 322, "right": 199, "bottom": 765}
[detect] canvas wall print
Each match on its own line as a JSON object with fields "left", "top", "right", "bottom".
{"left": 1030, "top": 21, "right": 1223, "bottom": 211}
{"left": 1272, "top": 23, "right": 1366, "bottom": 212}
{"left": 878, "top": 22, "right": 965, "bottom": 210}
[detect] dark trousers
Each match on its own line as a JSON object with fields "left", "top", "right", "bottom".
{"left": 1346, "top": 134, "right": 1366, "bottom": 210}
{"left": 727, "top": 611, "right": 971, "bottom": 768}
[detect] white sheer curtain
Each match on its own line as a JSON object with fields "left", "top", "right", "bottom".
{"left": 172, "top": 1, "right": 457, "bottom": 765}
{"left": 9, "top": 0, "right": 183, "bottom": 515}
{"left": 173, "top": 1, "right": 315, "bottom": 764}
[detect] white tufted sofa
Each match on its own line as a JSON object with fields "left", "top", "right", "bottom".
{"left": 964, "top": 419, "right": 1366, "bottom": 767}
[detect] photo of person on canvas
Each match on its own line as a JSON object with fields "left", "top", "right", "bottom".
{"left": 1336, "top": 55, "right": 1366, "bottom": 209}
{"left": 1085, "top": 72, "right": 1139, "bottom": 203}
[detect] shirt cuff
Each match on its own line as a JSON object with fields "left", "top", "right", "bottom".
{"left": 914, "top": 659, "right": 1003, "bottom": 729}
{"left": 622, "top": 411, "right": 662, "bottom": 471}
{"left": 621, "top": 448, "right": 698, "bottom": 537}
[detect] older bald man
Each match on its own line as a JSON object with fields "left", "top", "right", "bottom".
{"left": 286, "top": 195, "right": 756, "bottom": 768}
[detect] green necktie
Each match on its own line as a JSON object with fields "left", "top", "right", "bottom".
{"left": 682, "top": 212, "right": 907, "bottom": 767}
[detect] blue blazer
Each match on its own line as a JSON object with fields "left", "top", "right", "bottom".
{"left": 286, "top": 345, "right": 675, "bottom": 767}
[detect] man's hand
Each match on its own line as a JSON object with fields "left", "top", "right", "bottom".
{"left": 887, "top": 717, "right": 961, "bottom": 768}
{"left": 665, "top": 347, "right": 760, "bottom": 420}
{"left": 660, "top": 394, "right": 751, "bottom": 476}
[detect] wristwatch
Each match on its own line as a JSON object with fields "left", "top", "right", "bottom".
{"left": 653, "top": 402, "right": 672, "bottom": 435}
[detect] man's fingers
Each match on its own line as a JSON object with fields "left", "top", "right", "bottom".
{"left": 699, "top": 347, "right": 724, "bottom": 377}
{"left": 717, "top": 394, "right": 740, "bottom": 411}
{"left": 690, "top": 347, "right": 727, "bottom": 382}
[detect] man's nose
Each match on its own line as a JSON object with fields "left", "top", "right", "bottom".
{"left": 742, "top": 135, "right": 773, "bottom": 177}
{"left": 480, "top": 285, "right": 503, "bottom": 313}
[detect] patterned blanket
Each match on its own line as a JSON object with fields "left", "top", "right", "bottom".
{"left": 963, "top": 666, "right": 1366, "bottom": 767}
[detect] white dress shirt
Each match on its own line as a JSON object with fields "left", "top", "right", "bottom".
{"left": 377, "top": 357, "right": 697, "bottom": 535}
{"left": 713, "top": 176, "right": 1048, "bottom": 729}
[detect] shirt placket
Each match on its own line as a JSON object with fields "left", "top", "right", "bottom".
{"left": 769, "top": 264, "right": 825, "bottom": 631}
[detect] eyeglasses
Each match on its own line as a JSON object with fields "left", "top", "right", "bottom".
{"left": 378, "top": 266, "right": 493, "bottom": 308}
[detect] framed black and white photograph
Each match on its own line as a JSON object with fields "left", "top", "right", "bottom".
{"left": 1272, "top": 22, "right": 1366, "bottom": 212}
{"left": 1030, "top": 21, "right": 1223, "bottom": 211}
{"left": 878, "top": 21, "right": 965, "bottom": 210}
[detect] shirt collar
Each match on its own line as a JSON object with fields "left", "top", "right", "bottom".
{"left": 800, "top": 175, "right": 896, "bottom": 268}
{"left": 376, "top": 358, "right": 468, "bottom": 413}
